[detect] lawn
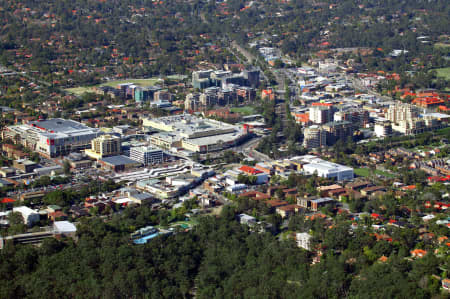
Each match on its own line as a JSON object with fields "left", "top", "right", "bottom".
{"left": 355, "top": 168, "right": 396, "bottom": 178}
{"left": 65, "top": 78, "right": 162, "bottom": 95}
{"left": 230, "top": 106, "right": 256, "bottom": 115}
{"left": 100, "top": 78, "right": 161, "bottom": 87}
{"left": 64, "top": 86, "right": 96, "bottom": 96}
{"left": 435, "top": 67, "right": 450, "bottom": 80}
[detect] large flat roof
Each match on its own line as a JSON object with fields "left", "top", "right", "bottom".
{"left": 101, "top": 155, "right": 141, "bottom": 166}
{"left": 183, "top": 132, "right": 245, "bottom": 146}
{"left": 29, "top": 118, "right": 91, "bottom": 133}
{"left": 304, "top": 161, "right": 353, "bottom": 172}
{"left": 146, "top": 114, "right": 237, "bottom": 137}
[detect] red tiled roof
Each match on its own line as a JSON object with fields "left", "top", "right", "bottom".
{"left": 311, "top": 102, "right": 333, "bottom": 107}
{"left": 238, "top": 165, "right": 262, "bottom": 175}
{"left": 265, "top": 200, "right": 288, "bottom": 208}
{"left": 0, "top": 198, "right": 15, "bottom": 203}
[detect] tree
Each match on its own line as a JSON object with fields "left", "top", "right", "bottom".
{"left": 63, "top": 160, "right": 71, "bottom": 175}
{"left": 7, "top": 212, "right": 27, "bottom": 235}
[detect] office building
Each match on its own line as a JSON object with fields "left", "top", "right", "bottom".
{"left": 192, "top": 70, "right": 213, "bottom": 89}
{"left": 129, "top": 146, "right": 164, "bottom": 166}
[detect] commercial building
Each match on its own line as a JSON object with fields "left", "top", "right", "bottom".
{"left": 299, "top": 155, "right": 354, "bottom": 181}
{"left": 85, "top": 134, "right": 121, "bottom": 160}
{"left": 99, "top": 155, "right": 141, "bottom": 172}
{"left": 13, "top": 206, "right": 40, "bottom": 226}
{"left": 374, "top": 120, "right": 392, "bottom": 137}
{"left": 53, "top": 221, "right": 77, "bottom": 238}
{"left": 2, "top": 119, "right": 102, "bottom": 157}
{"left": 237, "top": 165, "right": 269, "bottom": 184}
{"left": 149, "top": 132, "right": 182, "bottom": 150}
{"left": 13, "top": 159, "right": 37, "bottom": 173}
{"left": 309, "top": 105, "right": 335, "bottom": 124}
{"left": 136, "top": 174, "right": 201, "bottom": 199}
{"left": 143, "top": 114, "right": 247, "bottom": 153}
{"left": 192, "top": 69, "right": 260, "bottom": 90}
{"left": 129, "top": 146, "right": 163, "bottom": 166}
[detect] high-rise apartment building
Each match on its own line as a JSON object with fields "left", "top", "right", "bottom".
{"left": 386, "top": 103, "right": 418, "bottom": 123}
{"left": 85, "top": 135, "right": 121, "bottom": 159}
{"left": 303, "top": 125, "right": 327, "bottom": 149}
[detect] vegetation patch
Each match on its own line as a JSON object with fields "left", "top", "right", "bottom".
{"left": 435, "top": 67, "right": 450, "bottom": 80}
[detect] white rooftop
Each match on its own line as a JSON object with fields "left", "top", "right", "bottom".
{"left": 53, "top": 221, "right": 77, "bottom": 233}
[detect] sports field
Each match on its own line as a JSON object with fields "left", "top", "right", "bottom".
{"left": 355, "top": 168, "right": 396, "bottom": 178}
{"left": 65, "top": 78, "right": 162, "bottom": 95}
{"left": 230, "top": 106, "right": 256, "bottom": 115}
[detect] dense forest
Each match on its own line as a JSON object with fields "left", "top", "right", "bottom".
{"left": 0, "top": 204, "right": 444, "bottom": 298}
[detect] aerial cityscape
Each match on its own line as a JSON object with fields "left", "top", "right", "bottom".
{"left": 0, "top": 0, "right": 449, "bottom": 297}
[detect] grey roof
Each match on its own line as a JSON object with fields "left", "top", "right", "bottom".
{"left": 132, "top": 192, "right": 153, "bottom": 200}
{"left": 29, "top": 118, "right": 90, "bottom": 133}
{"left": 101, "top": 155, "right": 141, "bottom": 166}
{"left": 310, "top": 197, "right": 335, "bottom": 204}
{"left": 0, "top": 179, "right": 13, "bottom": 185}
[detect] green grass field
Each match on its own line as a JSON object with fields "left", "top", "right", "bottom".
{"left": 355, "top": 168, "right": 396, "bottom": 178}
{"left": 65, "top": 78, "right": 162, "bottom": 95}
{"left": 435, "top": 67, "right": 450, "bottom": 80}
{"left": 230, "top": 106, "right": 256, "bottom": 115}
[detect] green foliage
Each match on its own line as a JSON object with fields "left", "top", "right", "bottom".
{"left": 0, "top": 205, "right": 443, "bottom": 298}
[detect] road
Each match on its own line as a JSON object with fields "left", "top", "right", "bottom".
{"left": 231, "top": 41, "right": 256, "bottom": 64}
{"left": 230, "top": 40, "right": 270, "bottom": 83}
{"left": 345, "top": 75, "right": 392, "bottom": 101}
